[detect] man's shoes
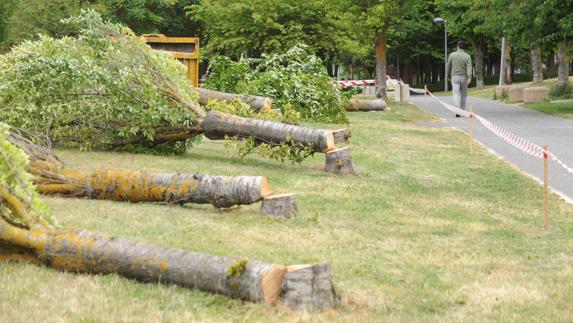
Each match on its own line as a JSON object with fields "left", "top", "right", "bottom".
{"left": 455, "top": 114, "right": 461, "bottom": 118}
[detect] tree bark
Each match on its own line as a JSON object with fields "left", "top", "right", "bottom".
{"left": 325, "top": 148, "right": 355, "bottom": 175}
{"left": 557, "top": 41, "right": 570, "bottom": 86}
{"left": 347, "top": 98, "right": 386, "bottom": 112}
{"left": 332, "top": 128, "right": 350, "bottom": 145}
{"left": 260, "top": 194, "right": 299, "bottom": 218}
{"left": 504, "top": 41, "right": 512, "bottom": 85}
{"left": 374, "top": 33, "right": 388, "bottom": 99}
{"left": 281, "top": 263, "right": 339, "bottom": 312}
{"left": 10, "top": 132, "right": 273, "bottom": 209}
{"left": 473, "top": 38, "right": 485, "bottom": 89}
{"left": 195, "top": 88, "right": 272, "bottom": 112}
{"left": 200, "top": 111, "right": 335, "bottom": 153}
{"left": 531, "top": 41, "right": 544, "bottom": 83}
{"left": 0, "top": 222, "right": 286, "bottom": 304}
{"left": 36, "top": 169, "right": 272, "bottom": 209}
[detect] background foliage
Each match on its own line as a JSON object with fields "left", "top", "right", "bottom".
{"left": 205, "top": 46, "right": 349, "bottom": 123}
{"left": 0, "top": 10, "right": 197, "bottom": 150}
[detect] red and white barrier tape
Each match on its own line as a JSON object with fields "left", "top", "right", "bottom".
{"left": 410, "top": 86, "right": 573, "bottom": 176}
{"left": 338, "top": 78, "right": 400, "bottom": 88}
{"left": 338, "top": 80, "right": 375, "bottom": 88}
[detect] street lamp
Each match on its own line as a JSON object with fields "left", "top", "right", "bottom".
{"left": 433, "top": 17, "right": 448, "bottom": 92}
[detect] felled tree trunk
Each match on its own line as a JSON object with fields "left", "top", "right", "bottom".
{"left": 347, "top": 98, "right": 387, "bottom": 112}
{"left": 195, "top": 88, "right": 272, "bottom": 112}
{"left": 531, "top": 41, "right": 544, "bottom": 83}
{"left": 199, "top": 111, "right": 335, "bottom": 153}
{"left": 10, "top": 132, "right": 272, "bottom": 208}
{"left": 557, "top": 41, "right": 570, "bottom": 86}
{"left": 36, "top": 169, "right": 272, "bottom": 209}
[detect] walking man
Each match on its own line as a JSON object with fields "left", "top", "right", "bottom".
{"left": 446, "top": 41, "right": 473, "bottom": 117}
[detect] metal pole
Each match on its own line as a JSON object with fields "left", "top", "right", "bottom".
{"left": 444, "top": 21, "right": 448, "bottom": 92}
{"left": 499, "top": 37, "right": 506, "bottom": 86}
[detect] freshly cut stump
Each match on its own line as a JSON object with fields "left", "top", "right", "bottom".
{"left": 508, "top": 87, "right": 524, "bottom": 103}
{"left": 332, "top": 128, "right": 350, "bottom": 145}
{"left": 347, "top": 98, "right": 387, "bottom": 112}
{"left": 196, "top": 88, "right": 272, "bottom": 112}
{"left": 260, "top": 193, "right": 299, "bottom": 218}
{"left": 523, "top": 87, "right": 549, "bottom": 103}
{"left": 325, "top": 148, "right": 355, "bottom": 175}
{"left": 281, "top": 263, "right": 339, "bottom": 312}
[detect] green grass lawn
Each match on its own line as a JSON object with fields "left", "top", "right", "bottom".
{"left": 524, "top": 102, "right": 573, "bottom": 120}
{"left": 2, "top": 103, "right": 573, "bottom": 322}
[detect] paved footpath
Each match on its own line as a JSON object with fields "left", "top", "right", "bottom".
{"left": 410, "top": 94, "right": 573, "bottom": 202}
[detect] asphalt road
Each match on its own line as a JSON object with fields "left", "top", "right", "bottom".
{"left": 410, "top": 94, "right": 573, "bottom": 202}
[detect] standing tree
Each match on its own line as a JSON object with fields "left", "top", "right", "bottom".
{"left": 330, "top": 0, "right": 399, "bottom": 98}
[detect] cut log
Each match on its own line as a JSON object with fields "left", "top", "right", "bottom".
{"left": 260, "top": 193, "right": 299, "bottom": 218}
{"left": 200, "top": 111, "right": 335, "bottom": 153}
{"left": 281, "top": 263, "right": 339, "bottom": 312}
{"left": 195, "top": 88, "right": 272, "bottom": 112}
{"left": 325, "top": 148, "right": 355, "bottom": 175}
{"left": 0, "top": 222, "right": 286, "bottom": 304}
{"left": 332, "top": 128, "right": 350, "bottom": 145}
{"left": 36, "top": 168, "right": 272, "bottom": 209}
{"left": 11, "top": 130, "right": 278, "bottom": 209}
{"left": 347, "top": 98, "right": 387, "bottom": 112}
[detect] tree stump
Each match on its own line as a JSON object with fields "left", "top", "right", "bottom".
{"left": 332, "top": 128, "right": 350, "bottom": 145}
{"left": 281, "top": 263, "right": 339, "bottom": 312}
{"left": 325, "top": 148, "right": 355, "bottom": 175}
{"left": 260, "top": 193, "right": 299, "bottom": 218}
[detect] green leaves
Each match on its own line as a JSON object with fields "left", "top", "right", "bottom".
{"left": 0, "top": 124, "right": 56, "bottom": 228}
{"left": 205, "top": 45, "right": 349, "bottom": 124}
{"left": 0, "top": 10, "right": 197, "bottom": 151}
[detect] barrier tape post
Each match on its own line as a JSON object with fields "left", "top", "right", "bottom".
{"left": 544, "top": 145, "right": 549, "bottom": 231}
{"left": 469, "top": 105, "right": 474, "bottom": 154}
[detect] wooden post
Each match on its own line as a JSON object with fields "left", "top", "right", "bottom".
{"left": 544, "top": 145, "right": 549, "bottom": 231}
{"left": 469, "top": 105, "right": 474, "bottom": 154}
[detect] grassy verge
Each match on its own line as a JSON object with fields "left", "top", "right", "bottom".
{"left": 523, "top": 102, "right": 573, "bottom": 120}
{"left": 1, "top": 102, "right": 572, "bottom": 322}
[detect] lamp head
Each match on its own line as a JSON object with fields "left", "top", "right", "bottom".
{"left": 433, "top": 17, "right": 444, "bottom": 24}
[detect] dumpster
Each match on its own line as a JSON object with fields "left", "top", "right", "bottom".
{"left": 142, "top": 34, "right": 200, "bottom": 87}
